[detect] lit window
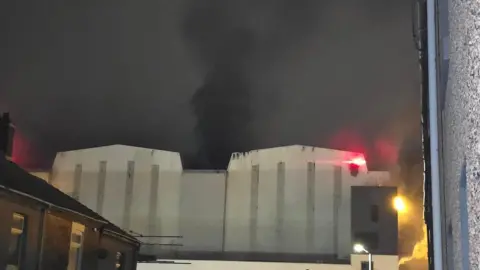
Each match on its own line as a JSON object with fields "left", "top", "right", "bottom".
{"left": 115, "top": 252, "right": 125, "bottom": 270}
{"left": 6, "top": 213, "right": 27, "bottom": 270}
{"left": 67, "top": 223, "right": 85, "bottom": 270}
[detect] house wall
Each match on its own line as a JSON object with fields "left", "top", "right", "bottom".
{"left": 41, "top": 213, "right": 73, "bottom": 270}
{"left": 0, "top": 190, "right": 139, "bottom": 270}
{"left": 0, "top": 195, "right": 42, "bottom": 270}
{"left": 98, "top": 233, "right": 138, "bottom": 270}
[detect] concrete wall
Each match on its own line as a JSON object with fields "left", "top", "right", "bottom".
{"left": 137, "top": 255, "right": 399, "bottom": 270}
{"left": 224, "top": 148, "right": 342, "bottom": 255}
{"left": 351, "top": 186, "right": 398, "bottom": 255}
{"left": 51, "top": 145, "right": 183, "bottom": 253}
{"left": 180, "top": 171, "right": 226, "bottom": 252}
{"left": 51, "top": 145, "right": 393, "bottom": 260}
{"left": 225, "top": 145, "right": 392, "bottom": 258}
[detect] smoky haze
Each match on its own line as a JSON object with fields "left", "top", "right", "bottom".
{"left": 1, "top": 1, "right": 424, "bottom": 268}
{"left": 1, "top": 0, "right": 420, "bottom": 171}
{"left": 182, "top": 0, "right": 337, "bottom": 168}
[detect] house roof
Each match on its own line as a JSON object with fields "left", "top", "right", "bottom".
{"left": 0, "top": 156, "right": 139, "bottom": 245}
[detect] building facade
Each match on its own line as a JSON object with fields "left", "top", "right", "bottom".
{"left": 49, "top": 144, "right": 398, "bottom": 268}
{"left": 0, "top": 156, "right": 140, "bottom": 270}
{"left": 351, "top": 186, "right": 399, "bottom": 255}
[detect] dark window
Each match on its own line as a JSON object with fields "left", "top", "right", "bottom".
{"left": 370, "top": 205, "right": 379, "bottom": 223}
{"left": 115, "top": 252, "right": 125, "bottom": 270}
{"left": 361, "top": 261, "right": 374, "bottom": 270}
{"left": 6, "top": 213, "right": 27, "bottom": 270}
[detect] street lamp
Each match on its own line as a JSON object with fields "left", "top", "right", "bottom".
{"left": 353, "top": 243, "right": 372, "bottom": 270}
{"left": 393, "top": 196, "right": 406, "bottom": 213}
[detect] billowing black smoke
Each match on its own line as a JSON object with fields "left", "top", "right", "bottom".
{"left": 182, "top": 0, "right": 326, "bottom": 169}
{"left": 183, "top": 4, "right": 256, "bottom": 169}
{"left": 191, "top": 61, "right": 253, "bottom": 169}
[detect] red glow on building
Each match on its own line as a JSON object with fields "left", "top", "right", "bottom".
{"left": 344, "top": 156, "right": 367, "bottom": 166}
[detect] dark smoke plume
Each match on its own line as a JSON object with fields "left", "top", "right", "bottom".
{"left": 191, "top": 62, "right": 253, "bottom": 169}
{"left": 182, "top": 0, "right": 327, "bottom": 169}
{"left": 183, "top": 4, "right": 256, "bottom": 169}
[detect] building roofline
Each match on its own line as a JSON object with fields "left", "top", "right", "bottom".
{"left": 0, "top": 184, "right": 140, "bottom": 245}
{"left": 0, "top": 184, "right": 108, "bottom": 224}
{"left": 0, "top": 157, "right": 140, "bottom": 245}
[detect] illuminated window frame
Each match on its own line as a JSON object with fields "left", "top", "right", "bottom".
{"left": 6, "top": 213, "right": 27, "bottom": 269}
{"left": 115, "top": 252, "right": 125, "bottom": 270}
{"left": 67, "top": 222, "right": 85, "bottom": 270}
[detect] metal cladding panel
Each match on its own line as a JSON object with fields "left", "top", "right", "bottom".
{"left": 224, "top": 170, "right": 251, "bottom": 252}
{"left": 102, "top": 163, "right": 128, "bottom": 228}
{"left": 223, "top": 146, "right": 390, "bottom": 257}
{"left": 283, "top": 164, "right": 308, "bottom": 253}
{"left": 333, "top": 166, "right": 342, "bottom": 255}
{"left": 249, "top": 165, "right": 260, "bottom": 252}
{"left": 256, "top": 164, "right": 277, "bottom": 252}
{"left": 227, "top": 145, "right": 368, "bottom": 172}
{"left": 72, "top": 164, "right": 82, "bottom": 200}
{"left": 180, "top": 171, "right": 226, "bottom": 252}
{"left": 147, "top": 164, "right": 160, "bottom": 251}
{"left": 53, "top": 145, "right": 183, "bottom": 171}
{"left": 312, "top": 164, "right": 337, "bottom": 255}
{"left": 155, "top": 171, "right": 181, "bottom": 252}
{"left": 96, "top": 161, "right": 107, "bottom": 214}
{"left": 123, "top": 161, "right": 135, "bottom": 230}
{"left": 306, "top": 162, "right": 315, "bottom": 252}
{"left": 49, "top": 145, "right": 183, "bottom": 248}
{"left": 78, "top": 162, "right": 99, "bottom": 212}
{"left": 276, "top": 162, "right": 286, "bottom": 252}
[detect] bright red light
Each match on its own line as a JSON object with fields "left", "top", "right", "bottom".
{"left": 344, "top": 157, "right": 366, "bottom": 166}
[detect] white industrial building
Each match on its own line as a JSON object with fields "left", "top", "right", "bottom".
{"left": 137, "top": 254, "right": 397, "bottom": 270}
{"left": 48, "top": 144, "right": 397, "bottom": 269}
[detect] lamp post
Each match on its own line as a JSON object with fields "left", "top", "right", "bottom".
{"left": 353, "top": 243, "right": 372, "bottom": 270}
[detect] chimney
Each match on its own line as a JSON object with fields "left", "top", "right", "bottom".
{"left": 0, "top": 113, "right": 15, "bottom": 160}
